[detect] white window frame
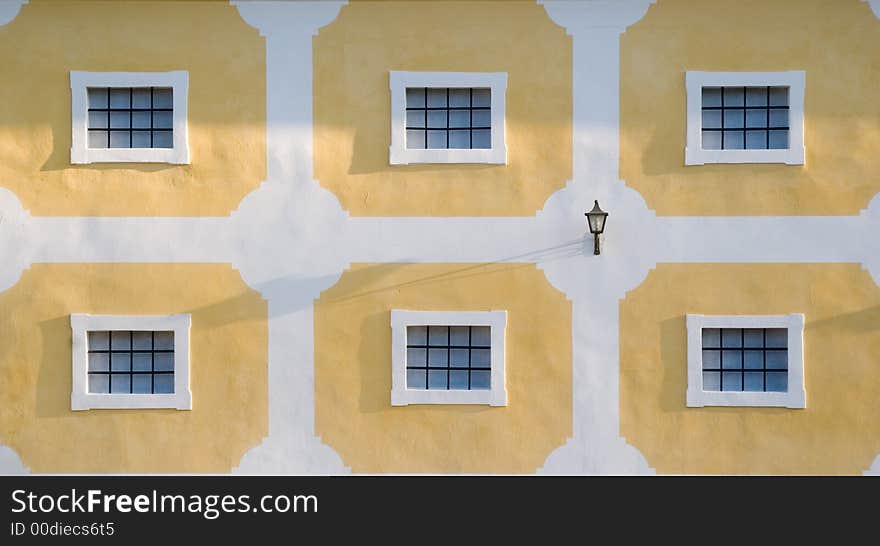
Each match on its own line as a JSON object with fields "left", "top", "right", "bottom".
{"left": 70, "top": 313, "right": 192, "bottom": 411}
{"left": 685, "top": 71, "right": 805, "bottom": 166}
{"left": 389, "top": 71, "right": 507, "bottom": 165}
{"left": 390, "top": 310, "right": 507, "bottom": 406}
{"left": 686, "top": 313, "right": 805, "bottom": 408}
{"left": 69, "top": 71, "right": 190, "bottom": 165}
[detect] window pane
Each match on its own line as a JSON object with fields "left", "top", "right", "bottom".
{"left": 152, "top": 88, "right": 173, "bottom": 109}
{"left": 449, "top": 370, "right": 469, "bottom": 389}
{"left": 722, "top": 329, "right": 742, "bottom": 347}
{"left": 88, "top": 130, "right": 108, "bottom": 148}
{"left": 88, "top": 88, "right": 108, "bottom": 109}
{"left": 154, "top": 353, "right": 174, "bottom": 372}
{"left": 109, "top": 131, "right": 130, "bottom": 148}
{"left": 702, "top": 349, "right": 720, "bottom": 370}
{"left": 406, "top": 369, "right": 426, "bottom": 389}
{"left": 702, "top": 328, "right": 720, "bottom": 347}
{"left": 470, "top": 370, "right": 490, "bottom": 390}
{"left": 765, "top": 351, "right": 787, "bottom": 370}
{"left": 723, "top": 87, "right": 744, "bottom": 106}
{"left": 427, "top": 348, "right": 447, "bottom": 366}
{"left": 132, "top": 352, "right": 152, "bottom": 372}
{"left": 702, "top": 110, "right": 721, "bottom": 129}
{"left": 745, "top": 109, "right": 767, "bottom": 128}
{"left": 406, "top": 110, "right": 425, "bottom": 128}
{"left": 702, "top": 87, "right": 722, "bottom": 107}
{"left": 723, "top": 109, "right": 744, "bottom": 129}
{"left": 722, "top": 349, "right": 742, "bottom": 369}
{"left": 450, "top": 348, "right": 469, "bottom": 367}
{"left": 471, "top": 129, "right": 490, "bottom": 149}
{"left": 746, "top": 130, "right": 767, "bottom": 149}
{"left": 768, "top": 87, "right": 788, "bottom": 106}
{"left": 111, "top": 353, "right": 131, "bottom": 372}
{"left": 154, "top": 331, "right": 174, "bottom": 350}
{"left": 471, "top": 348, "right": 490, "bottom": 367}
{"left": 131, "top": 88, "right": 151, "bottom": 108}
{"left": 449, "top": 110, "right": 470, "bottom": 128}
{"left": 471, "top": 110, "right": 491, "bottom": 128}
{"left": 154, "top": 374, "right": 174, "bottom": 394}
{"left": 152, "top": 111, "right": 173, "bottom": 129}
{"left": 426, "top": 130, "right": 447, "bottom": 149}
{"left": 405, "top": 88, "right": 425, "bottom": 108}
{"left": 449, "top": 130, "right": 470, "bottom": 149}
{"left": 745, "top": 87, "right": 768, "bottom": 106}
{"left": 88, "top": 374, "right": 110, "bottom": 394}
{"left": 109, "top": 88, "right": 130, "bottom": 108}
{"left": 744, "top": 372, "right": 764, "bottom": 392}
{"left": 111, "top": 331, "right": 131, "bottom": 350}
{"left": 722, "top": 371, "right": 743, "bottom": 391}
{"left": 702, "top": 371, "right": 720, "bottom": 391}
{"left": 449, "top": 326, "right": 469, "bottom": 346}
{"left": 769, "top": 109, "right": 788, "bottom": 128}
{"left": 406, "top": 130, "right": 425, "bottom": 149}
{"left": 426, "top": 88, "right": 447, "bottom": 108}
{"left": 152, "top": 131, "right": 173, "bottom": 148}
{"left": 109, "top": 111, "right": 130, "bottom": 129}
{"left": 743, "top": 329, "right": 763, "bottom": 348}
{"left": 471, "top": 326, "right": 490, "bottom": 346}
{"left": 702, "top": 130, "right": 721, "bottom": 150}
{"left": 744, "top": 350, "right": 763, "bottom": 370}
{"left": 723, "top": 131, "right": 744, "bottom": 149}
{"left": 406, "top": 347, "right": 426, "bottom": 366}
{"left": 130, "top": 331, "right": 151, "bottom": 350}
{"left": 131, "top": 111, "right": 151, "bottom": 129}
{"left": 88, "top": 331, "right": 110, "bottom": 350}
{"left": 471, "top": 88, "right": 490, "bottom": 107}
{"left": 428, "top": 326, "right": 448, "bottom": 345}
{"left": 88, "top": 111, "right": 109, "bottom": 129}
{"left": 407, "top": 326, "right": 427, "bottom": 345}
{"left": 766, "top": 328, "right": 787, "bottom": 348}
{"left": 449, "top": 88, "right": 470, "bottom": 107}
{"left": 766, "top": 372, "right": 787, "bottom": 392}
{"left": 426, "top": 110, "right": 446, "bottom": 129}
{"left": 768, "top": 130, "right": 788, "bottom": 149}
{"left": 111, "top": 374, "right": 131, "bottom": 393}
{"left": 427, "top": 370, "right": 447, "bottom": 389}
{"left": 131, "top": 131, "right": 151, "bottom": 148}
{"left": 132, "top": 374, "right": 152, "bottom": 394}
{"left": 88, "top": 353, "right": 109, "bottom": 372}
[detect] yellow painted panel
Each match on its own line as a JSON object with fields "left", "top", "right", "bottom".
{"left": 313, "top": 1, "right": 572, "bottom": 216}
{"left": 620, "top": 0, "right": 880, "bottom": 215}
{"left": 0, "top": 263, "right": 268, "bottom": 473}
{"left": 620, "top": 263, "right": 880, "bottom": 474}
{"left": 0, "top": 0, "right": 265, "bottom": 216}
{"left": 315, "top": 263, "right": 572, "bottom": 473}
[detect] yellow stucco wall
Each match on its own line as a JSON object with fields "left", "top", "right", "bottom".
{"left": 0, "top": 0, "right": 265, "bottom": 216}
{"left": 620, "top": 0, "right": 880, "bottom": 216}
{"left": 314, "top": 263, "right": 572, "bottom": 473}
{"left": 0, "top": 263, "right": 268, "bottom": 473}
{"left": 313, "top": 1, "right": 572, "bottom": 217}
{"left": 620, "top": 263, "right": 880, "bottom": 474}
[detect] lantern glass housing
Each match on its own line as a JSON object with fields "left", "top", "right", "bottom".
{"left": 586, "top": 200, "right": 608, "bottom": 234}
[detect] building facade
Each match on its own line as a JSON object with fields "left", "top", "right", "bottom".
{"left": 0, "top": 0, "right": 878, "bottom": 475}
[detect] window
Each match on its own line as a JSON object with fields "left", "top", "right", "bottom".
{"left": 686, "top": 314, "right": 805, "bottom": 408}
{"left": 685, "top": 71, "right": 804, "bottom": 165}
{"left": 70, "top": 314, "right": 192, "bottom": 410}
{"left": 70, "top": 71, "right": 189, "bottom": 164}
{"left": 390, "top": 310, "right": 507, "bottom": 406}
{"left": 389, "top": 71, "right": 507, "bottom": 165}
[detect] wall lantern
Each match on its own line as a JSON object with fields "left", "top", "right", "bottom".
{"left": 585, "top": 200, "right": 608, "bottom": 255}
